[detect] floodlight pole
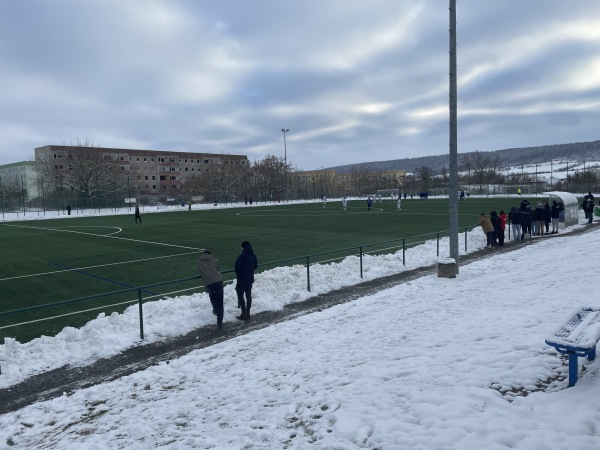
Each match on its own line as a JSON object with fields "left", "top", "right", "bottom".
{"left": 282, "top": 128, "right": 290, "bottom": 201}
{"left": 448, "top": 0, "right": 459, "bottom": 274}
{"left": 281, "top": 129, "right": 289, "bottom": 166}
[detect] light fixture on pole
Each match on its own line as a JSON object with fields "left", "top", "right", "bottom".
{"left": 281, "top": 129, "right": 290, "bottom": 165}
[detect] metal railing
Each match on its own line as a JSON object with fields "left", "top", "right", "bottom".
{"left": 0, "top": 226, "right": 474, "bottom": 342}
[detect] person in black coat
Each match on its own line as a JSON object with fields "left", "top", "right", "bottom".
{"left": 490, "top": 211, "right": 500, "bottom": 246}
{"left": 543, "top": 201, "right": 552, "bottom": 234}
{"left": 583, "top": 198, "right": 595, "bottom": 224}
{"left": 235, "top": 241, "right": 258, "bottom": 321}
{"left": 520, "top": 205, "right": 532, "bottom": 240}
{"left": 509, "top": 206, "right": 522, "bottom": 242}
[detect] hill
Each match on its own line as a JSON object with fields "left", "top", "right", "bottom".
{"left": 328, "top": 140, "right": 600, "bottom": 174}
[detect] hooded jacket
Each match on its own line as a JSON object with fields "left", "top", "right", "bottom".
{"left": 235, "top": 244, "right": 258, "bottom": 288}
{"left": 196, "top": 252, "right": 223, "bottom": 287}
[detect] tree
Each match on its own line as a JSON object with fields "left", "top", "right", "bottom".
{"left": 251, "top": 155, "right": 287, "bottom": 202}
{"left": 35, "top": 140, "right": 128, "bottom": 208}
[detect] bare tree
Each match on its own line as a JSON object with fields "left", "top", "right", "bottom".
{"left": 35, "top": 140, "right": 128, "bottom": 207}
{"left": 251, "top": 155, "right": 287, "bottom": 202}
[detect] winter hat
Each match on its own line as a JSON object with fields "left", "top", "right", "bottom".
{"left": 241, "top": 240, "right": 251, "bottom": 249}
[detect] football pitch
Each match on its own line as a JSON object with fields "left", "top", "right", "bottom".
{"left": 1, "top": 197, "right": 521, "bottom": 342}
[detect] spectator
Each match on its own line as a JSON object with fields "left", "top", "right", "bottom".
{"left": 583, "top": 198, "right": 594, "bottom": 224}
{"left": 521, "top": 205, "right": 532, "bottom": 240}
{"left": 196, "top": 250, "right": 224, "bottom": 328}
{"left": 508, "top": 207, "right": 522, "bottom": 242}
{"left": 490, "top": 211, "right": 500, "bottom": 246}
{"left": 478, "top": 213, "right": 495, "bottom": 248}
{"left": 530, "top": 205, "right": 538, "bottom": 236}
{"left": 550, "top": 200, "right": 560, "bottom": 234}
{"left": 535, "top": 202, "right": 546, "bottom": 236}
{"left": 498, "top": 210, "right": 507, "bottom": 246}
{"left": 544, "top": 201, "right": 551, "bottom": 234}
{"left": 235, "top": 240, "right": 258, "bottom": 321}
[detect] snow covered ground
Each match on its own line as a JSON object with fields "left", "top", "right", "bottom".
{"left": 1, "top": 203, "right": 600, "bottom": 449}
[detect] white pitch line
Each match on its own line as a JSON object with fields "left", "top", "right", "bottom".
{"left": 0, "top": 251, "right": 201, "bottom": 282}
{"left": 3, "top": 223, "right": 202, "bottom": 250}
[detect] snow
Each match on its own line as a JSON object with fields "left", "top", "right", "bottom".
{"left": 1, "top": 203, "right": 600, "bottom": 449}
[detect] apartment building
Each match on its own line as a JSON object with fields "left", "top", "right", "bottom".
{"left": 34, "top": 145, "right": 249, "bottom": 193}
{"left": 0, "top": 161, "right": 39, "bottom": 199}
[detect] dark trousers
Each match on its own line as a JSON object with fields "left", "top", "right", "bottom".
{"left": 236, "top": 285, "right": 253, "bottom": 311}
{"left": 135, "top": 214, "right": 142, "bottom": 224}
{"left": 206, "top": 282, "right": 224, "bottom": 320}
{"left": 521, "top": 223, "right": 531, "bottom": 239}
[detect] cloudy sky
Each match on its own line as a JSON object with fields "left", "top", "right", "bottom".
{"left": 1, "top": 1, "right": 599, "bottom": 170}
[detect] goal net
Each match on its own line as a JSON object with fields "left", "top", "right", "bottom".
{"left": 376, "top": 189, "right": 400, "bottom": 199}
{"left": 495, "top": 185, "right": 532, "bottom": 195}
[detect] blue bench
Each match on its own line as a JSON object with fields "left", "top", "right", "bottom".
{"left": 545, "top": 307, "right": 600, "bottom": 387}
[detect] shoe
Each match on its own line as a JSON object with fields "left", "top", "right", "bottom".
{"left": 236, "top": 311, "right": 249, "bottom": 321}
{"left": 217, "top": 318, "right": 223, "bottom": 328}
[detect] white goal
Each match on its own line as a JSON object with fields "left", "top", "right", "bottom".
{"left": 376, "top": 189, "right": 400, "bottom": 199}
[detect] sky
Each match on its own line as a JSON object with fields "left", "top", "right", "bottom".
{"left": 1, "top": 1, "right": 600, "bottom": 169}
{"left": 1, "top": 203, "right": 600, "bottom": 448}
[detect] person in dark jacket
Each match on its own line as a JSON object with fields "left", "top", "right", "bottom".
{"left": 196, "top": 250, "right": 224, "bottom": 328}
{"left": 521, "top": 205, "right": 532, "bottom": 240}
{"left": 235, "top": 240, "right": 258, "bottom": 321}
{"left": 490, "top": 211, "right": 500, "bottom": 246}
{"left": 550, "top": 200, "right": 560, "bottom": 234}
{"left": 583, "top": 198, "right": 595, "bottom": 224}
{"left": 543, "top": 201, "right": 551, "bottom": 234}
{"left": 509, "top": 206, "right": 522, "bottom": 242}
{"left": 134, "top": 204, "right": 142, "bottom": 224}
{"left": 535, "top": 202, "right": 546, "bottom": 236}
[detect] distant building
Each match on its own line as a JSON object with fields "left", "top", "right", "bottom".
{"left": 290, "top": 169, "right": 405, "bottom": 199}
{"left": 34, "top": 145, "right": 249, "bottom": 194}
{"left": 0, "top": 161, "right": 39, "bottom": 200}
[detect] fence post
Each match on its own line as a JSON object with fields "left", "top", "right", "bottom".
{"left": 464, "top": 227, "right": 468, "bottom": 252}
{"left": 138, "top": 288, "right": 145, "bottom": 339}
{"left": 306, "top": 256, "right": 311, "bottom": 292}
{"left": 436, "top": 232, "right": 440, "bottom": 257}
{"left": 402, "top": 239, "right": 406, "bottom": 266}
{"left": 359, "top": 246, "right": 363, "bottom": 278}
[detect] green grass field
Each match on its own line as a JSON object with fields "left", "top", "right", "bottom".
{"left": 1, "top": 197, "right": 526, "bottom": 342}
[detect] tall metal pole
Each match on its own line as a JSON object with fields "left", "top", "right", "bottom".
{"left": 281, "top": 129, "right": 289, "bottom": 166}
{"left": 281, "top": 128, "right": 290, "bottom": 201}
{"left": 448, "top": 0, "right": 459, "bottom": 274}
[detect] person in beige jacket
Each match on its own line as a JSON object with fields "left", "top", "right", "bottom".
{"left": 478, "top": 213, "right": 495, "bottom": 248}
{"left": 196, "top": 250, "right": 224, "bottom": 328}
